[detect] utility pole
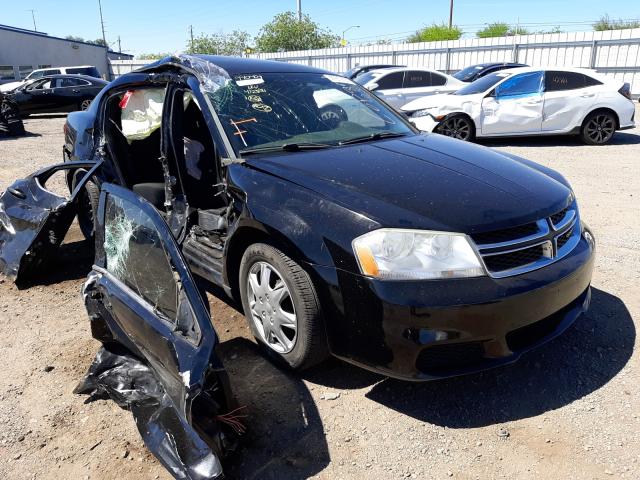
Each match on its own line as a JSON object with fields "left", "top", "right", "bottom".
{"left": 117, "top": 36, "right": 122, "bottom": 53}
{"left": 448, "top": 0, "right": 454, "bottom": 28}
{"left": 97, "top": 0, "right": 110, "bottom": 81}
{"left": 297, "top": 0, "right": 302, "bottom": 21}
{"left": 190, "top": 25, "right": 194, "bottom": 51}
{"left": 27, "top": 9, "right": 37, "bottom": 31}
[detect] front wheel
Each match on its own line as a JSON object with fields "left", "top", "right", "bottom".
{"left": 79, "top": 99, "right": 92, "bottom": 111}
{"left": 239, "top": 243, "right": 328, "bottom": 370}
{"left": 581, "top": 111, "right": 616, "bottom": 145}
{"left": 435, "top": 114, "right": 475, "bottom": 142}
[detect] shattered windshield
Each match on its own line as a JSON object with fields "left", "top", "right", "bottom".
{"left": 205, "top": 72, "right": 413, "bottom": 154}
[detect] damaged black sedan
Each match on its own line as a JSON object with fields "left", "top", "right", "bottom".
{"left": 0, "top": 55, "right": 595, "bottom": 478}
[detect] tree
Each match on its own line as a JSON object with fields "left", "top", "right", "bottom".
{"left": 407, "top": 23, "right": 462, "bottom": 43}
{"left": 186, "top": 31, "right": 251, "bottom": 56}
{"left": 593, "top": 15, "right": 640, "bottom": 31}
{"left": 255, "top": 12, "right": 340, "bottom": 53}
{"left": 64, "top": 35, "right": 85, "bottom": 42}
{"left": 476, "top": 22, "right": 530, "bottom": 38}
{"left": 477, "top": 22, "right": 509, "bottom": 38}
{"left": 137, "top": 53, "right": 172, "bottom": 60}
{"left": 90, "top": 38, "right": 108, "bottom": 47}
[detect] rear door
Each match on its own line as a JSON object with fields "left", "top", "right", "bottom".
{"left": 371, "top": 71, "right": 406, "bottom": 108}
{"left": 0, "top": 161, "right": 101, "bottom": 281}
{"left": 400, "top": 70, "right": 439, "bottom": 105}
{"left": 542, "top": 71, "right": 600, "bottom": 132}
{"left": 481, "top": 71, "right": 544, "bottom": 135}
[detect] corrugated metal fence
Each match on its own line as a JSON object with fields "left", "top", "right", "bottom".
{"left": 250, "top": 28, "right": 640, "bottom": 95}
{"left": 110, "top": 28, "right": 640, "bottom": 95}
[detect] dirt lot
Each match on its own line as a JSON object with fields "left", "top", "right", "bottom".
{"left": 0, "top": 112, "right": 639, "bottom": 480}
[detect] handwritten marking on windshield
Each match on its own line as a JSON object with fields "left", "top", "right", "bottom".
{"left": 230, "top": 118, "right": 258, "bottom": 147}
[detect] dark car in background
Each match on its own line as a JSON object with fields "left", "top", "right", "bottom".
{"left": 453, "top": 62, "right": 528, "bottom": 82}
{"left": 7, "top": 74, "right": 108, "bottom": 115}
{"left": 344, "top": 64, "right": 404, "bottom": 79}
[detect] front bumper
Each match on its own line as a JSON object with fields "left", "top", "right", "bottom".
{"left": 313, "top": 226, "right": 595, "bottom": 381}
{"left": 408, "top": 113, "right": 440, "bottom": 132}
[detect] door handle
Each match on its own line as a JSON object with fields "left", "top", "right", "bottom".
{"left": 581, "top": 93, "right": 595, "bottom": 98}
{"left": 8, "top": 187, "right": 26, "bottom": 199}
{"left": 72, "top": 89, "right": 80, "bottom": 93}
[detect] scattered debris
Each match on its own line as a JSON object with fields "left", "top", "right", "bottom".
{"left": 322, "top": 392, "right": 341, "bottom": 401}
{"left": 43, "top": 365, "right": 54, "bottom": 373}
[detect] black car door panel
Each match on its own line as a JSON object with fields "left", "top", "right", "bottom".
{"left": 0, "top": 161, "right": 101, "bottom": 282}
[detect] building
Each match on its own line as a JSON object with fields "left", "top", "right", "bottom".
{"left": 0, "top": 24, "right": 133, "bottom": 84}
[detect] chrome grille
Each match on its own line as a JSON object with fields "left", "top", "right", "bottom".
{"left": 472, "top": 205, "right": 580, "bottom": 278}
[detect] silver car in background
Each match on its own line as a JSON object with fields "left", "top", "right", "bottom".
{"left": 355, "top": 67, "right": 464, "bottom": 109}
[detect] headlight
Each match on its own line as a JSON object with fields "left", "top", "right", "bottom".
{"left": 352, "top": 228, "right": 486, "bottom": 280}
{"left": 412, "top": 108, "right": 436, "bottom": 118}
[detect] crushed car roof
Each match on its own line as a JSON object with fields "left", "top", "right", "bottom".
{"left": 139, "top": 54, "right": 331, "bottom": 76}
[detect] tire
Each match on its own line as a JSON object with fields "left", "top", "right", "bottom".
{"left": 581, "top": 110, "right": 616, "bottom": 145}
{"left": 239, "top": 243, "right": 328, "bottom": 370}
{"left": 73, "top": 170, "right": 100, "bottom": 240}
{"left": 435, "top": 114, "right": 476, "bottom": 142}
{"left": 79, "top": 99, "right": 92, "bottom": 111}
{"left": 319, "top": 104, "right": 348, "bottom": 129}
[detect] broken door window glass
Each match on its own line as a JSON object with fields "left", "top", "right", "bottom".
{"left": 104, "top": 194, "right": 178, "bottom": 320}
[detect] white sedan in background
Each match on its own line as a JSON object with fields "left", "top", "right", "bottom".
{"left": 401, "top": 67, "right": 636, "bottom": 145}
{"left": 354, "top": 67, "right": 464, "bottom": 109}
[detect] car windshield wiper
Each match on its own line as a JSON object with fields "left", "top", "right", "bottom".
{"left": 338, "top": 131, "right": 407, "bottom": 146}
{"left": 239, "top": 142, "right": 333, "bottom": 156}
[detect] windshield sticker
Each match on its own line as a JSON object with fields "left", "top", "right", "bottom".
{"left": 246, "top": 94, "right": 263, "bottom": 103}
{"left": 230, "top": 118, "right": 258, "bottom": 146}
{"left": 252, "top": 103, "right": 272, "bottom": 113}
{"left": 236, "top": 75, "right": 264, "bottom": 87}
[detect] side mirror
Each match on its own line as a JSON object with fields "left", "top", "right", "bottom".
{"left": 486, "top": 89, "right": 497, "bottom": 98}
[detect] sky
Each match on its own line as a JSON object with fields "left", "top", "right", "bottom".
{"left": 1, "top": 0, "right": 636, "bottom": 56}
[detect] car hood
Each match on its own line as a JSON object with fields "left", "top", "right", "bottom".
{"left": 245, "top": 134, "right": 572, "bottom": 234}
{"left": 401, "top": 92, "right": 483, "bottom": 112}
{"left": 0, "top": 81, "right": 24, "bottom": 93}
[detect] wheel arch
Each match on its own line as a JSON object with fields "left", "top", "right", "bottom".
{"left": 580, "top": 107, "right": 620, "bottom": 130}
{"left": 223, "top": 223, "right": 313, "bottom": 303}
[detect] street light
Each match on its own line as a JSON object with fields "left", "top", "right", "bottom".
{"left": 341, "top": 25, "right": 360, "bottom": 46}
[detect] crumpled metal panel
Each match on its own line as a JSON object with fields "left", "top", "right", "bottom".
{"left": 0, "top": 176, "right": 74, "bottom": 281}
{"left": 74, "top": 345, "right": 225, "bottom": 480}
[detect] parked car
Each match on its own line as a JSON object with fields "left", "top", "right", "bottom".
{"left": 0, "top": 65, "right": 101, "bottom": 93}
{"left": 7, "top": 74, "right": 108, "bottom": 115}
{"left": 343, "top": 64, "right": 403, "bottom": 79}
{"left": 402, "top": 67, "right": 635, "bottom": 144}
{"left": 453, "top": 62, "right": 528, "bottom": 83}
{"left": 0, "top": 55, "right": 595, "bottom": 478}
{"left": 354, "top": 67, "right": 465, "bottom": 108}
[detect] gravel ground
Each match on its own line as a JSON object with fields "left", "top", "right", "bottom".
{"left": 0, "top": 111, "right": 639, "bottom": 480}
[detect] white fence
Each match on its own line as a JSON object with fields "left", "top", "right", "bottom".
{"left": 251, "top": 28, "right": 640, "bottom": 95}
{"left": 110, "top": 28, "right": 640, "bottom": 95}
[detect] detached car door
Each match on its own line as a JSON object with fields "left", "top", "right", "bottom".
{"left": 481, "top": 71, "right": 544, "bottom": 135}
{"left": 86, "top": 183, "right": 226, "bottom": 478}
{"left": 0, "top": 161, "right": 101, "bottom": 281}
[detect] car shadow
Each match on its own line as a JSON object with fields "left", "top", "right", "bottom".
{"left": 362, "top": 287, "right": 634, "bottom": 428}
{"left": 0, "top": 131, "right": 42, "bottom": 141}
{"left": 218, "top": 338, "right": 330, "bottom": 480}
{"left": 478, "top": 131, "right": 640, "bottom": 147}
{"left": 17, "top": 239, "right": 94, "bottom": 288}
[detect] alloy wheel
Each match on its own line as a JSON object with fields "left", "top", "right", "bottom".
{"left": 439, "top": 116, "right": 472, "bottom": 140}
{"left": 585, "top": 114, "right": 615, "bottom": 144}
{"left": 81, "top": 99, "right": 92, "bottom": 111}
{"left": 246, "top": 261, "right": 298, "bottom": 353}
